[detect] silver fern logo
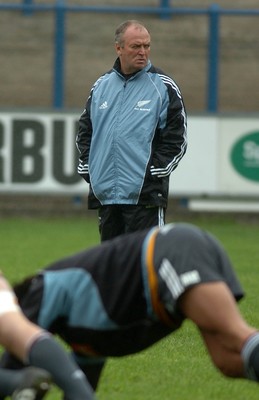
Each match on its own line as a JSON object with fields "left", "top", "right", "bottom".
{"left": 134, "top": 100, "right": 151, "bottom": 111}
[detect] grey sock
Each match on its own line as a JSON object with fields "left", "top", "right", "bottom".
{"left": 0, "top": 369, "right": 27, "bottom": 397}
{"left": 28, "top": 334, "right": 95, "bottom": 399}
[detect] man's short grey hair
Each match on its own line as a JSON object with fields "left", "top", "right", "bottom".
{"left": 114, "top": 20, "right": 150, "bottom": 46}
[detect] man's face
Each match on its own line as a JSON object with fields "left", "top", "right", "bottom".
{"left": 115, "top": 26, "right": 151, "bottom": 75}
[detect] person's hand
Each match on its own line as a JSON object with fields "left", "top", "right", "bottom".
{"left": 82, "top": 173, "right": 90, "bottom": 184}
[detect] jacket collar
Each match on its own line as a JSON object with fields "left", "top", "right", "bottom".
{"left": 113, "top": 58, "right": 152, "bottom": 79}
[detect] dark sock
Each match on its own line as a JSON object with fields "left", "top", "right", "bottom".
{"left": 28, "top": 334, "right": 95, "bottom": 400}
{"left": 0, "top": 369, "right": 24, "bottom": 396}
{"left": 241, "top": 332, "right": 259, "bottom": 382}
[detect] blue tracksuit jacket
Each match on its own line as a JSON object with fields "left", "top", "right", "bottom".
{"left": 76, "top": 58, "right": 187, "bottom": 208}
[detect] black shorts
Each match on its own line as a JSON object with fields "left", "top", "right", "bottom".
{"left": 149, "top": 223, "right": 244, "bottom": 317}
{"left": 14, "top": 274, "right": 44, "bottom": 323}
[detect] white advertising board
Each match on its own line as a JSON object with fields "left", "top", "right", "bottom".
{"left": 169, "top": 116, "right": 219, "bottom": 195}
{"left": 0, "top": 112, "right": 258, "bottom": 197}
{"left": 0, "top": 112, "right": 84, "bottom": 193}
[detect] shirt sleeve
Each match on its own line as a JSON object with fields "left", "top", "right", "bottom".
{"left": 76, "top": 102, "right": 93, "bottom": 183}
{"left": 150, "top": 77, "right": 187, "bottom": 178}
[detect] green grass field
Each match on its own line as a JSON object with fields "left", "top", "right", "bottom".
{"left": 1, "top": 214, "right": 259, "bottom": 399}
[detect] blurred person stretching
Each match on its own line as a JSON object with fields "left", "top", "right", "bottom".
{"left": 0, "top": 223, "right": 259, "bottom": 399}
{"left": 76, "top": 20, "right": 187, "bottom": 241}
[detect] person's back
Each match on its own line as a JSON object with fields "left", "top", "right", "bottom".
{"left": 13, "top": 223, "right": 243, "bottom": 356}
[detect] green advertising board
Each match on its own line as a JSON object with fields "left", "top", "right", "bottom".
{"left": 230, "top": 131, "right": 259, "bottom": 183}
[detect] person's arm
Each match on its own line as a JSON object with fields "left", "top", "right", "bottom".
{"left": 179, "top": 281, "right": 257, "bottom": 379}
{"left": 76, "top": 102, "right": 93, "bottom": 184}
{"left": 150, "top": 78, "right": 187, "bottom": 179}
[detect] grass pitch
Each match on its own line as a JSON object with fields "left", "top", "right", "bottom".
{"left": 1, "top": 214, "right": 259, "bottom": 399}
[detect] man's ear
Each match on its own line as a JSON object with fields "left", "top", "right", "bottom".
{"left": 115, "top": 43, "right": 121, "bottom": 56}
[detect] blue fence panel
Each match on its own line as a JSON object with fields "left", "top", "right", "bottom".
{"left": 54, "top": 0, "right": 66, "bottom": 108}
{"left": 23, "top": 0, "right": 33, "bottom": 15}
{"left": 1, "top": 2, "right": 259, "bottom": 111}
{"left": 207, "top": 4, "right": 220, "bottom": 113}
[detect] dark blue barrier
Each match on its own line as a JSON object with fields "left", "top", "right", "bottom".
{"left": 1, "top": 2, "right": 259, "bottom": 111}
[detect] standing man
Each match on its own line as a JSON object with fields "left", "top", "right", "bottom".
{"left": 76, "top": 20, "right": 187, "bottom": 241}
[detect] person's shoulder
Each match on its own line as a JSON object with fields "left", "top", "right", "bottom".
{"left": 148, "top": 64, "right": 169, "bottom": 79}
{"left": 92, "top": 69, "right": 114, "bottom": 88}
{"left": 148, "top": 64, "right": 181, "bottom": 91}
